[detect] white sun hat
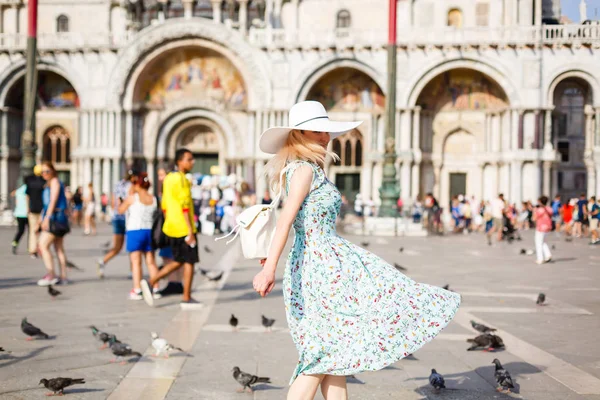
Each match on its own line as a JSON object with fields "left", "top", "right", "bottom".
{"left": 258, "top": 101, "right": 362, "bottom": 154}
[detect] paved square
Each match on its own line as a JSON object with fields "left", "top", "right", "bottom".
{"left": 1, "top": 224, "right": 600, "bottom": 399}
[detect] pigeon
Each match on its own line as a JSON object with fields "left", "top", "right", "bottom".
{"left": 429, "top": 368, "right": 446, "bottom": 391}
{"left": 208, "top": 271, "right": 224, "bottom": 282}
{"left": 470, "top": 320, "right": 496, "bottom": 333}
{"left": 442, "top": 284, "right": 450, "bottom": 291}
{"left": 39, "top": 378, "right": 85, "bottom": 396}
{"left": 261, "top": 315, "right": 276, "bottom": 332}
{"left": 65, "top": 260, "right": 83, "bottom": 271}
{"left": 109, "top": 337, "right": 142, "bottom": 364}
{"left": 48, "top": 285, "right": 61, "bottom": 298}
{"left": 536, "top": 293, "right": 546, "bottom": 305}
{"left": 467, "top": 334, "right": 505, "bottom": 351}
{"left": 101, "top": 241, "right": 111, "bottom": 248}
{"left": 21, "top": 318, "right": 49, "bottom": 340}
{"left": 229, "top": 314, "right": 239, "bottom": 330}
{"left": 399, "top": 247, "right": 404, "bottom": 253}
{"left": 492, "top": 358, "right": 515, "bottom": 393}
{"left": 551, "top": 244, "right": 556, "bottom": 250}
{"left": 519, "top": 249, "right": 526, "bottom": 254}
{"left": 203, "top": 245, "right": 213, "bottom": 253}
{"left": 360, "top": 241, "right": 370, "bottom": 247}
{"left": 89, "top": 325, "right": 118, "bottom": 349}
{"left": 150, "top": 332, "right": 185, "bottom": 358}
{"left": 232, "top": 366, "right": 271, "bottom": 392}
{"left": 393, "top": 263, "right": 407, "bottom": 272}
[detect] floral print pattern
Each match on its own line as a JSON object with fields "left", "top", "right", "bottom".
{"left": 282, "top": 160, "right": 461, "bottom": 384}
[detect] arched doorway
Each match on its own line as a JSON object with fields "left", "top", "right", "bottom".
{"left": 552, "top": 78, "right": 592, "bottom": 200}
{"left": 1, "top": 70, "right": 78, "bottom": 206}
{"left": 305, "top": 67, "right": 384, "bottom": 204}
{"left": 416, "top": 68, "right": 509, "bottom": 207}
{"left": 176, "top": 121, "right": 221, "bottom": 175}
{"left": 42, "top": 126, "right": 71, "bottom": 184}
{"left": 330, "top": 129, "right": 364, "bottom": 203}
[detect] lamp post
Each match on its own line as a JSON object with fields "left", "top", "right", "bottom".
{"left": 378, "top": 0, "right": 400, "bottom": 217}
{"left": 20, "top": 0, "right": 38, "bottom": 183}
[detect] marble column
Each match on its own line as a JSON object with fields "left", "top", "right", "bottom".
{"left": 81, "top": 111, "right": 89, "bottom": 149}
{"left": 510, "top": 160, "right": 522, "bottom": 203}
{"left": 102, "top": 158, "right": 111, "bottom": 197}
{"left": 534, "top": 0, "right": 542, "bottom": 26}
{"left": 238, "top": 0, "right": 249, "bottom": 34}
{"left": 108, "top": 111, "right": 115, "bottom": 148}
{"left": 400, "top": 109, "right": 411, "bottom": 151}
{"left": 432, "top": 162, "right": 442, "bottom": 201}
{"left": 211, "top": 0, "right": 221, "bottom": 23}
{"left": 542, "top": 161, "right": 552, "bottom": 196}
{"left": 157, "top": 0, "right": 167, "bottom": 22}
{"left": 410, "top": 162, "right": 420, "bottom": 201}
{"left": 182, "top": 0, "right": 193, "bottom": 18}
{"left": 412, "top": 106, "right": 421, "bottom": 150}
{"left": 93, "top": 157, "right": 102, "bottom": 204}
{"left": 518, "top": 110, "right": 524, "bottom": 149}
{"left": 595, "top": 107, "right": 600, "bottom": 147}
{"left": 0, "top": 157, "right": 7, "bottom": 210}
{"left": 71, "top": 157, "right": 79, "bottom": 191}
{"left": 585, "top": 106, "right": 594, "bottom": 152}
{"left": 116, "top": 110, "right": 123, "bottom": 150}
{"left": 291, "top": 0, "right": 299, "bottom": 29}
{"left": 83, "top": 158, "right": 92, "bottom": 187}
{"left": 587, "top": 165, "right": 597, "bottom": 198}
{"left": 255, "top": 159, "right": 266, "bottom": 198}
{"left": 125, "top": 111, "right": 133, "bottom": 161}
{"left": 362, "top": 161, "right": 373, "bottom": 199}
{"left": 544, "top": 108, "right": 553, "bottom": 150}
{"left": 112, "top": 158, "right": 120, "bottom": 197}
{"left": 400, "top": 162, "right": 411, "bottom": 201}
{"left": 265, "top": 0, "right": 273, "bottom": 28}
{"left": 372, "top": 161, "right": 383, "bottom": 203}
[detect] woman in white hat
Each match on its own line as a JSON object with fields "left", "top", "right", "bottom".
{"left": 252, "top": 101, "right": 460, "bottom": 399}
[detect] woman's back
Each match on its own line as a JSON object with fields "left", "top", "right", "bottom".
{"left": 126, "top": 193, "right": 156, "bottom": 231}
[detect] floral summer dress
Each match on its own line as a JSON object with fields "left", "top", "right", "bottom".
{"left": 282, "top": 160, "right": 461, "bottom": 384}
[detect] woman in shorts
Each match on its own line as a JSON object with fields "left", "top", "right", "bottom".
{"left": 118, "top": 173, "right": 161, "bottom": 300}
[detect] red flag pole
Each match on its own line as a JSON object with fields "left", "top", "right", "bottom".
{"left": 379, "top": 0, "right": 399, "bottom": 217}
{"left": 20, "top": 0, "right": 39, "bottom": 183}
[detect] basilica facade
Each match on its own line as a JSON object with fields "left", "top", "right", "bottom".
{"left": 0, "top": 0, "right": 599, "bottom": 210}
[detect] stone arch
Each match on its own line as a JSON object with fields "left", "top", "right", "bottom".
{"left": 106, "top": 19, "right": 271, "bottom": 110}
{"left": 546, "top": 69, "right": 598, "bottom": 107}
{"left": 433, "top": 121, "right": 480, "bottom": 155}
{"left": 155, "top": 106, "right": 239, "bottom": 161}
{"left": 404, "top": 58, "right": 519, "bottom": 108}
{"left": 126, "top": 39, "right": 249, "bottom": 111}
{"left": 0, "top": 60, "right": 83, "bottom": 108}
{"left": 293, "top": 58, "right": 385, "bottom": 106}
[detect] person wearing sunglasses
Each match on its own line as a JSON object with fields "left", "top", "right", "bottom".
{"left": 37, "top": 162, "right": 70, "bottom": 286}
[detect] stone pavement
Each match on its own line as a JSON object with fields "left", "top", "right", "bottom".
{"left": 1, "top": 222, "right": 600, "bottom": 400}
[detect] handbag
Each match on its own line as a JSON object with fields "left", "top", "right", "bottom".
{"left": 151, "top": 197, "right": 167, "bottom": 250}
{"left": 215, "top": 164, "right": 292, "bottom": 259}
{"left": 48, "top": 211, "right": 70, "bottom": 236}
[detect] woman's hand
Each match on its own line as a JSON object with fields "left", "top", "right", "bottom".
{"left": 41, "top": 217, "right": 50, "bottom": 232}
{"left": 253, "top": 268, "right": 275, "bottom": 297}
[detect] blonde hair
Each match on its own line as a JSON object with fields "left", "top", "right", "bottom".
{"left": 265, "top": 129, "right": 337, "bottom": 191}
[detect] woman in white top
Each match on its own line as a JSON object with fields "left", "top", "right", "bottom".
{"left": 84, "top": 182, "right": 97, "bottom": 235}
{"left": 118, "top": 173, "right": 161, "bottom": 300}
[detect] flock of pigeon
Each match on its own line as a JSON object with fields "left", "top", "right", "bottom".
{"left": 7, "top": 242, "right": 551, "bottom": 395}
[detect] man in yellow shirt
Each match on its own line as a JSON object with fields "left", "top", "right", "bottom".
{"left": 141, "top": 149, "right": 202, "bottom": 309}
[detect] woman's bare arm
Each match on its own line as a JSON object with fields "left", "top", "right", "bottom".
{"left": 45, "top": 179, "right": 60, "bottom": 217}
{"left": 117, "top": 195, "right": 134, "bottom": 215}
{"left": 263, "top": 165, "right": 312, "bottom": 273}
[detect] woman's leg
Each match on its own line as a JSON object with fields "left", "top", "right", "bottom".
{"left": 130, "top": 251, "right": 142, "bottom": 291}
{"left": 541, "top": 232, "right": 552, "bottom": 261}
{"left": 534, "top": 230, "right": 544, "bottom": 263}
{"left": 287, "top": 374, "right": 324, "bottom": 400}
{"left": 91, "top": 215, "right": 97, "bottom": 235}
{"left": 103, "top": 234, "right": 125, "bottom": 264}
{"left": 13, "top": 217, "right": 28, "bottom": 246}
{"left": 320, "top": 375, "right": 348, "bottom": 400}
{"left": 39, "top": 232, "right": 56, "bottom": 276}
{"left": 53, "top": 236, "right": 68, "bottom": 280}
{"left": 144, "top": 251, "right": 160, "bottom": 290}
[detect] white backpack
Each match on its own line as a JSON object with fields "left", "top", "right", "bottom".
{"left": 215, "top": 164, "right": 292, "bottom": 259}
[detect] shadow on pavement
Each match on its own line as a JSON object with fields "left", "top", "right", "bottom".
{"left": 64, "top": 388, "right": 105, "bottom": 394}
{"left": 250, "top": 383, "right": 285, "bottom": 391}
{"left": 0, "top": 345, "right": 53, "bottom": 368}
